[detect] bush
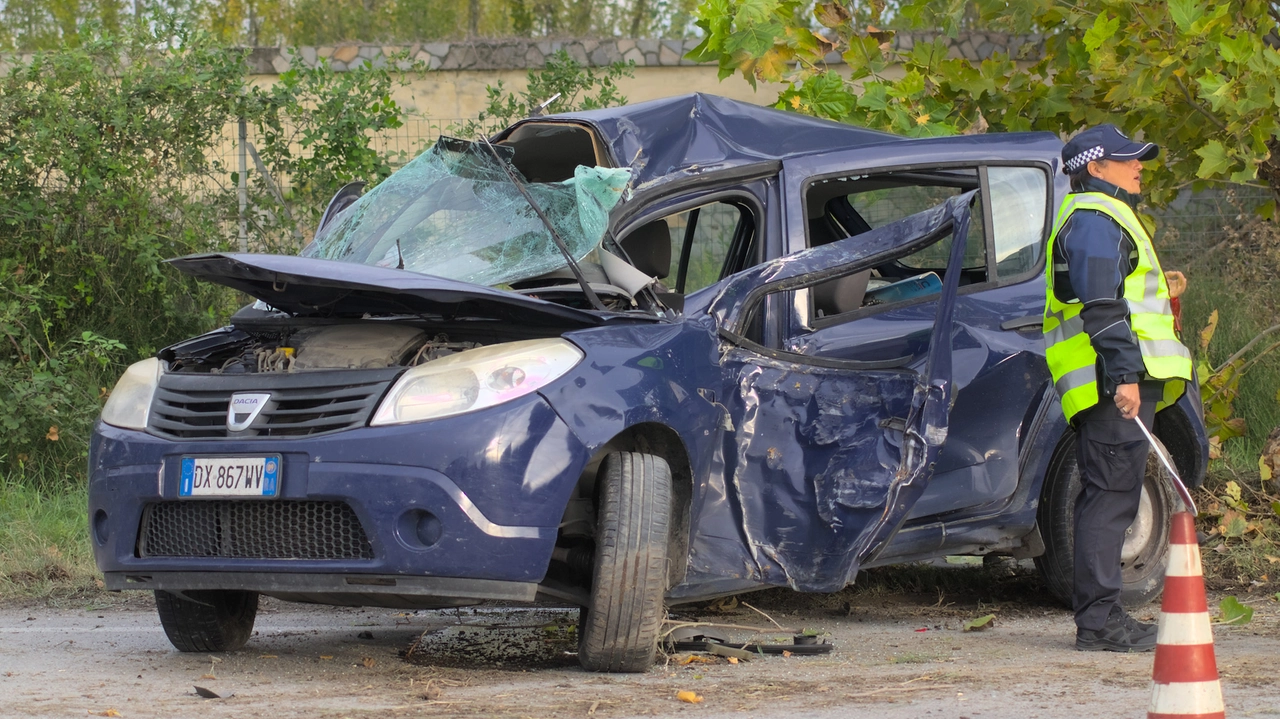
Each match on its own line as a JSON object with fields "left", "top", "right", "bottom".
{"left": 0, "top": 27, "right": 414, "bottom": 482}
{"left": 0, "top": 29, "right": 250, "bottom": 477}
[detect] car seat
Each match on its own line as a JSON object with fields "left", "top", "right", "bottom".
{"left": 809, "top": 210, "right": 872, "bottom": 317}
{"left": 619, "top": 219, "right": 672, "bottom": 280}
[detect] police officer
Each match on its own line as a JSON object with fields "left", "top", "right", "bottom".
{"left": 1043, "top": 124, "right": 1194, "bottom": 652}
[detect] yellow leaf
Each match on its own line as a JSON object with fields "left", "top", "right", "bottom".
{"left": 362, "top": 657, "right": 376, "bottom": 668}
{"left": 1199, "top": 309, "right": 1219, "bottom": 353}
{"left": 679, "top": 655, "right": 713, "bottom": 665}
{"left": 101, "top": 711, "right": 123, "bottom": 717}
{"left": 46, "top": 425, "right": 59, "bottom": 441}
{"left": 677, "top": 690, "right": 704, "bottom": 704}
{"left": 320, "top": 655, "right": 333, "bottom": 660}
{"left": 782, "top": 649, "right": 793, "bottom": 657}
{"left": 727, "top": 656, "right": 739, "bottom": 665}
{"left": 789, "top": 95, "right": 801, "bottom": 109}
{"left": 753, "top": 48, "right": 792, "bottom": 83}
{"left": 814, "top": 2, "right": 851, "bottom": 29}
{"left": 1262, "top": 455, "right": 1273, "bottom": 481}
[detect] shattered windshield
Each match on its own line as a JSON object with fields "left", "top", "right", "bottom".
{"left": 303, "top": 137, "right": 631, "bottom": 287}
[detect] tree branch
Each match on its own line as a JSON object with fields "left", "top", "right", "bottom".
{"left": 1214, "top": 324, "right": 1280, "bottom": 373}
{"left": 1172, "top": 75, "right": 1228, "bottom": 133}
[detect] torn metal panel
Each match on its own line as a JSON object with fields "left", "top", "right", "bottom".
{"left": 717, "top": 349, "right": 916, "bottom": 591}
{"left": 683, "top": 195, "right": 975, "bottom": 593}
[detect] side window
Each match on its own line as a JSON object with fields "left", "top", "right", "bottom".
{"left": 806, "top": 169, "right": 985, "bottom": 319}
{"left": 659, "top": 201, "right": 757, "bottom": 294}
{"left": 988, "top": 166, "right": 1048, "bottom": 277}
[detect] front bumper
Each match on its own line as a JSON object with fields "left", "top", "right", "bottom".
{"left": 103, "top": 571, "right": 537, "bottom": 608}
{"left": 89, "top": 393, "right": 588, "bottom": 591}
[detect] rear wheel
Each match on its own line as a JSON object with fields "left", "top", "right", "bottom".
{"left": 1035, "top": 432, "right": 1176, "bottom": 609}
{"left": 577, "top": 451, "right": 671, "bottom": 673}
{"left": 154, "top": 589, "right": 259, "bottom": 652}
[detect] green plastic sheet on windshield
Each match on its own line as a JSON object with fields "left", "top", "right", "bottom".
{"left": 304, "top": 137, "right": 632, "bottom": 288}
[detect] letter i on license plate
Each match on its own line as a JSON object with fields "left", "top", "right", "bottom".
{"left": 180, "top": 456, "right": 281, "bottom": 498}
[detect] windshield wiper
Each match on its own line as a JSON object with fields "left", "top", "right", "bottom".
{"left": 477, "top": 135, "right": 609, "bottom": 312}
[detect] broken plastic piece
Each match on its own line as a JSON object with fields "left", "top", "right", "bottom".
{"left": 670, "top": 640, "right": 833, "bottom": 656}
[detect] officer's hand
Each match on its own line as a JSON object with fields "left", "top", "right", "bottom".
{"left": 1115, "top": 383, "right": 1141, "bottom": 420}
{"left": 1165, "top": 270, "right": 1187, "bottom": 298}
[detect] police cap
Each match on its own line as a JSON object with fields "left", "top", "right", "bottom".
{"left": 1061, "top": 124, "right": 1159, "bottom": 174}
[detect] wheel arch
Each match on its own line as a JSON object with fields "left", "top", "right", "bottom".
{"left": 581, "top": 422, "right": 693, "bottom": 588}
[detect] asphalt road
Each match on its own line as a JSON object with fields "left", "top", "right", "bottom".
{"left": 2, "top": 581, "right": 1278, "bottom": 719}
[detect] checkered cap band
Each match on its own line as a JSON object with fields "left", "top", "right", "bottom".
{"left": 1065, "top": 145, "right": 1106, "bottom": 173}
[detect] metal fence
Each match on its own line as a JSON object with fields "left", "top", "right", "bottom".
{"left": 1151, "top": 184, "right": 1273, "bottom": 261}
{"left": 199, "top": 115, "right": 464, "bottom": 251}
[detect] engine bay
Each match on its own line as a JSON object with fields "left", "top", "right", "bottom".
{"left": 160, "top": 320, "right": 495, "bottom": 375}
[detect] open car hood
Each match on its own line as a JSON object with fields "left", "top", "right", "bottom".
{"left": 168, "top": 253, "right": 631, "bottom": 329}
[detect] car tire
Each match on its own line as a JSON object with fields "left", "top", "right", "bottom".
{"left": 154, "top": 589, "right": 259, "bottom": 652}
{"left": 1034, "top": 431, "right": 1176, "bottom": 609}
{"left": 578, "top": 451, "right": 671, "bottom": 673}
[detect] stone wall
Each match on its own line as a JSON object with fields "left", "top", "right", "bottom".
{"left": 238, "top": 32, "right": 1043, "bottom": 74}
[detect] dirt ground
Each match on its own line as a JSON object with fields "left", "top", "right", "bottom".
{"left": 3, "top": 570, "right": 1279, "bottom": 719}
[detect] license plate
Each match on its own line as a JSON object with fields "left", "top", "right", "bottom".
{"left": 179, "top": 456, "right": 280, "bottom": 498}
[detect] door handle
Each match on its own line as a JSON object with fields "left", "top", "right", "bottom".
{"left": 1000, "top": 315, "right": 1043, "bottom": 332}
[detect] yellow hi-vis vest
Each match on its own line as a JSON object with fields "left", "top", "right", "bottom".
{"left": 1042, "top": 192, "right": 1193, "bottom": 422}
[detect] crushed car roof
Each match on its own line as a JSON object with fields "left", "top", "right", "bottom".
{"left": 502, "top": 93, "right": 902, "bottom": 188}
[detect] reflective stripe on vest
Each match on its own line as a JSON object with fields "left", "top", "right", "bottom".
{"left": 1042, "top": 192, "right": 1193, "bottom": 422}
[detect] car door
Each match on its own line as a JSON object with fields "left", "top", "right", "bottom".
{"left": 703, "top": 192, "right": 974, "bottom": 593}
{"left": 776, "top": 137, "right": 1066, "bottom": 524}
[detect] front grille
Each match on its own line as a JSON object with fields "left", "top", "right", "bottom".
{"left": 137, "top": 500, "right": 375, "bottom": 560}
{"left": 148, "top": 368, "right": 399, "bottom": 439}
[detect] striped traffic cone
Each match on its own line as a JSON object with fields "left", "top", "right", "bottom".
{"left": 1148, "top": 511, "right": 1225, "bottom": 719}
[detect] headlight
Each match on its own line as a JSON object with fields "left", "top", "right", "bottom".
{"left": 370, "top": 338, "right": 583, "bottom": 426}
{"left": 100, "top": 357, "right": 162, "bottom": 430}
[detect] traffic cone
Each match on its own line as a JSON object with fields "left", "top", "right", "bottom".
{"left": 1148, "top": 511, "right": 1225, "bottom": 719}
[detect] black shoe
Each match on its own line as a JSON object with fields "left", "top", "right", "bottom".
{"left": 1076, "top": 608, "right": 1157, "bottom": 652}
{"left": 1119, "top": 610, "right": 1157, "bottom": 639}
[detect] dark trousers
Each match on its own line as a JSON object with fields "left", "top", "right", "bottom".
{"left": 1072, "top": 386, "right": 1158, "bottom": 630}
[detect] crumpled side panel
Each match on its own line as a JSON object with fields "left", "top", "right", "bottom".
{"left": 303, "top": 138, "right": 631, "bottom": 288}
{"left": 715, "top": 349, "right": 914, "bottom": 592}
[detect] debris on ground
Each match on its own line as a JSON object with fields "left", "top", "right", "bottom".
{"left": 962, "top": 614, "right": 996, "bottom": 632}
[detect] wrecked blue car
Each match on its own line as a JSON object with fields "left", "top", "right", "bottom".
{"left": 89, "top": 94, "right": 1208, "bottom": 672}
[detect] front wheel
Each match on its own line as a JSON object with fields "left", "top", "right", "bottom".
{"left": 577, "top": 451, "right": 671, "bottom": 673}
{"left": 154, "top": 589, "right": 259, "bottom": 652}
{"left": 1034, "top": 432, "right": 1176, "bottom": 609}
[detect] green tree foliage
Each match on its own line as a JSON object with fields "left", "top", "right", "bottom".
{"left": 251, "top": 51, "right": 410, "bottom": 234}
{"left": 0, "top": 0, "right": 702, "bottom": 50}
{"left": 689, "top": 0, "right": 1280, "bottom": 210}
{"left": 0, "top": 0, "right": 126, "bottom": 49}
